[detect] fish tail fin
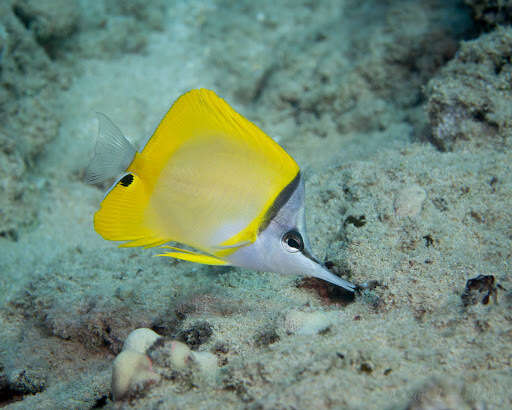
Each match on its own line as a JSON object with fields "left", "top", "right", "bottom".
{"left": 86, "top": 113, "right": 137, "bottom": 184}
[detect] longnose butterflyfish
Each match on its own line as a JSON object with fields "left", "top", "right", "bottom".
{"left": 87, "top": 89, "right": 356, "bottom": 291}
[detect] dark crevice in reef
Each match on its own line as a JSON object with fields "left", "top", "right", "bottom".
{"left": 12, "top": 5, "right": 34, "bottom": 30}
{"left": 0, "top": 384, "right": 26, "bottom": 407}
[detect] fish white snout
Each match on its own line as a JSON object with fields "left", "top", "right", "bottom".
{"left": 308, "top": 261, "right": 356, "bottom": 292}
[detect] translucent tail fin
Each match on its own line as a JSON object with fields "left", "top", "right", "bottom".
{"left": 86, "top": 113, "right": 136, "bottom": 184}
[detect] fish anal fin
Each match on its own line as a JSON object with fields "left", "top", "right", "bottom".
{"left": 158, "top": 250, "right": 229, "bottom": 266}
{"left": 160, "top": 245, "right": 199, "bottom": 254}
{"left": 119, "top": 238, "right": 169, "bottom": 248}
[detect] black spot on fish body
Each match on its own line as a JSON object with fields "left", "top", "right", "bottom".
{"left": 119, "top": 174, "right": 134, "bottom": 187}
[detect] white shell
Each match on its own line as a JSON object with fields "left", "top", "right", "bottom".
{"left": 123, "top": 328, "right": 161, "bottom": 354}
{"left": 112, "top": 350, "right": 160, "bottom": 401}
{"left": 169, "top": 340, "right": 193, "bottom": 370}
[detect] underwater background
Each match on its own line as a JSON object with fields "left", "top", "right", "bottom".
{"left": 0, "top": 0, "right": 511, "bottom": 408}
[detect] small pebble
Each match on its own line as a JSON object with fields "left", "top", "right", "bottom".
{"left": 394, "top": 185, "right": 426, "bottom": 218}
{"left": 284, "top": 310, "right": 332, "bottom": 335}
{"left": 7, "top": 368, "right": 46, "bottom": 394}
{"left": 406, "top": 378, "right": 475, "bottom": 409}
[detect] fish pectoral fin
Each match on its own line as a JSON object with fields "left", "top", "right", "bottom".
{"left": 158, "top": 247, "right": 229, "bottom": 266}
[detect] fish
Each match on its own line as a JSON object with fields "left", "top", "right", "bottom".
{"left": 87, "top": 89, "right": 356, "bottom": 292}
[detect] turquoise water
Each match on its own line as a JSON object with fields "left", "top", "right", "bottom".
{"left": 1, "top": 1, "right": 510, "bottom": 408}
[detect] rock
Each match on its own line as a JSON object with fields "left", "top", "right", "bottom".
{"left": 7, "top": 368, "right": 46, "bottom": 395}
{"left": 178, "top": 321, "right": 213, "bottom": 350}
{"left": 13, "top": 0, "right": 79, "bottom": 46}
{"left": 107, "top": 0, "right": 167, "bottom": 31}
{"left": 426, "top": 26, "right": 512, "bottom": 151}
{"left": 253, "top": 328, "right": 280, "bottom": 347}
{"left": 465, "top": 0, "right": 512, "bottom": 29}
{"left": 0, "top": 0, "right": 60, "bottom": 238}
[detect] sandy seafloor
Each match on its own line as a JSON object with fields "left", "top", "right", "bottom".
{"left": 0, "top": 0, "right": 511, "bottom": 409}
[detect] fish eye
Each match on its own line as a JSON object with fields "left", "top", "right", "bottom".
{"left": 281, "top": 230, "right": 304, "bottom": 253}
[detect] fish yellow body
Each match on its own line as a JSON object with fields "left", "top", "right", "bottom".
{"left": 88, "top": 89, "right": 355, "bottom": 291}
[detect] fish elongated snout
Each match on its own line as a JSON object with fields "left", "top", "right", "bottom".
{"left": 308, "top": 262, "right": 356, "bottom": 292}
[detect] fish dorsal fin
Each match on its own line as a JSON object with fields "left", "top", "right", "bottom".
{"left": 134, "top": 89, "right": 298, "bottom": 191}
{"left": 94, "top": 89, "right": 299, "bottom": 259}
{"left": 86, "top": 113, "right": 136, "bottom": 184}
